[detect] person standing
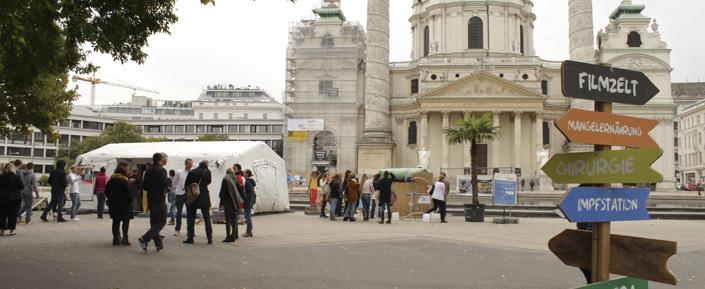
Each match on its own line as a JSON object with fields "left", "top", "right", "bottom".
{"left": 426, "top": 175, "right": 448, "bottom": 223}
{"left": 167, "top": 169, "right": 176, "bottom": 225}
{"left": 377, "top": 171, "right": 395, "bottom": 224}
{"left": 183, "top": 160, "right": 213, "bottom": 244}
{"left": 105, "top": 163, "right": 134, "bottom": 246}
{"left": 370, "top": 174, "right": 380, "bottom": 220}
{"left": 138, "top": 153, "right": 169, "bottom": 252}
{"left": 41, "top": 160, "right": 68, "bottom": 222}
{"left": 94, "top": 167, "right": 108, "bottom": 219}
{"left": 242, "top": 169, "right": 257, "bottom": 238}
{"left": 529, "top": 179, "right": 535, "bottom": 192}
{"left": 20, "top": 163, "right": 39, "bottom": 224}
{"left": 220, "top": 168, "right": 243, "bottom": 243}
{"left": 697, "top": 182, "right": 702, "bottom": 196}
{"left": 67, "top": 166, "right": 82, "bottom": 221}
{"left": 13, "top": 160, "right": 24, "bottom": 223}
{"left": 343, "top": 174, "right": 360, "bottom": 222}
{"left": 0, "top": 163, "right": 25, "bottom": 236}
{"left": 520, "top": 179, "right": 525, "bottom": 192}
{"left": 360, "top": 174, "right": 373, "bottom": 221}
{"left": 318, "top": 173, "right": 330, "bottom": 218}
{"left": 141, "top": 163, "right": 151, "bottom": 213}
{"left": 339, "top": 170, "right": 351, "bottom": 217}
{"left": 328, "top": 174, "right": 342, "bottom": 221}
{"left": 172, "top": 158, "right": 192, "bottom": 236}
{"left": 308, "top": 171, "right": 320, "bottom": 207}
{"left": 440, "top": 172, "right": 450, "bottom": 206}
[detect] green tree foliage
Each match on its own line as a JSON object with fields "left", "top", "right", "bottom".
{"left": 445, "top": 113, "right": 501, "bottom": 204}
{"left": 57, "top": 121, "right": 147, "bottom": 161}
{"left": 197, "top": 134, "right": 230, "bottom": 141}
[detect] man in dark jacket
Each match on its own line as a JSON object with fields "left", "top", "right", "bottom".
{"left": 183, "top": 160, "right": 212, "bottom": 244}
{"left": 40, "top": 160, "right": 68, "bottom": 222}
{"left": 138, "top": 153, "right": 169, "bottom": 252}
{"left": 377, "top": 171, "right": 395, "bottom": 224}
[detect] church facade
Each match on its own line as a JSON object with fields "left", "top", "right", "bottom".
{"left": 284, "top": 0, "right": 677, "bottom": 191}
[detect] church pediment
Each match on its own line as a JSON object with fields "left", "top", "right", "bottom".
{"left": 419, "top": 71, "right": 546, "bottom": 100}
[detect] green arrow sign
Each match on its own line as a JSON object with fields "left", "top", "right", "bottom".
{"left": 574, "top": 277, "right": 648, "bottom": 289}
{"left": 541, "top": 148, "right": 663, "bottom": 184}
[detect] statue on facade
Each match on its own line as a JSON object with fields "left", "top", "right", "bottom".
{"left": 536, "top": 147, "right": 549, "bottom": 170}
{"left": 651, "top": 19, "right": 659, "bottom": 32}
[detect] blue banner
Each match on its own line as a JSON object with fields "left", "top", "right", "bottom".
{"left": 493, "top": 174, "right": 517, "bottom": 206}
{"left": 559, "top": 187, "right": 651, "bottom": 223}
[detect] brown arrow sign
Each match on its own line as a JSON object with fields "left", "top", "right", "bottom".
{"left": 549, "top": 229, "right": 677, "bottom": 285}
{"left": 556, "top": 109, "right": 658, "bottom": 148}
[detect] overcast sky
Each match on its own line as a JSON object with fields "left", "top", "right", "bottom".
{"left": 74, "top": 0, "right": 704, "bottom": 105}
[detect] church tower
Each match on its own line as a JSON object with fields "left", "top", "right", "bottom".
{"left": 597, "top": 0, "right": 677, "bottom": 190}
{"left": 567, "top": 0, "right": 596, "bottom": 112}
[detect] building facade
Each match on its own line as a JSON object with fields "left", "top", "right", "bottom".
{"left": 286, "top": 0, "right": 678, "bottom": 191}
{"left": 677, "top": 100, "right": 705, "bottom": 188}
{"left": 0, "top": 85, "right": 284, "bottom": 175}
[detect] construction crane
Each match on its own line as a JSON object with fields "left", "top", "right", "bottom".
{"left": 72, "top": 72, "right": 159, "bottom": 109}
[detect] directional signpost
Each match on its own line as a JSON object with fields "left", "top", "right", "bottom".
{"left": 546, "top": 60, "right": 676, "bottom": 287}
{"left": 558, "top": 187, "right": 651, "bottom": 223}
{"left": 555, "top": 109, "right": 659, "bottom": 148}
{"left": 541, "top": 148, "right": 663, "bottom": 184}
{"left": 573, "top": 277, "right": 648, "bottom": 289}
{"left": 561, "top": 60, "right": 660, "bottom": 105}
{"left": 549, "top": 229, "right": 677, "bottom": 285}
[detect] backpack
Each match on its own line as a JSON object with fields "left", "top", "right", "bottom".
{"left": 185, "top": 170, "right": 205, "bottom": 204}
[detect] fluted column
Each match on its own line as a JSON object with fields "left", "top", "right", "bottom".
{"left": 492, "top": 111, "right": 501, "bottom": 168}
{"left": 441, "top": 111, "right": 450, "bottom": 170}
{"left": 419, "top": 111, "right": 429, "bottom": 150}
{"left": 535, "top": 112, "right": 544, "bottom": 174}
{"left": 362, "top": 0, "right": 391, "bottom": 143}
{"left": 464, "top": 112, "right": 472, "bottom": 168}
{"left": 514, "top": 112, "right": 522, "bottom": 170}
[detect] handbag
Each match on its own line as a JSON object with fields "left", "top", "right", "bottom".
{"left": 185, "top": 171, "right": 205, "bottom": 205}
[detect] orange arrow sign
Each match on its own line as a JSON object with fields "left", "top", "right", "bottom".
{"left": 555, "top": 109, "right": 658, "bottom": 148}
{"left": 548, "top": 229, "right": 677, "bottom": 285}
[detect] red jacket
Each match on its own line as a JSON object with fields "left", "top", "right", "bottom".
{"left": 94, "top": 172, "right": 108, "bottom": 194}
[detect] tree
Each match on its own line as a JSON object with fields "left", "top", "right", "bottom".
{"left": 57, "top": 121, "right": 146, "bottom": 161}
{"left": 197, "top": 134, "right": 230, "bottom": 141}
{"left": 445, "top": 113, "right": 501, "bottom": 204}
{"left": 0, "top": 0, "right": 296, "bottom": 136}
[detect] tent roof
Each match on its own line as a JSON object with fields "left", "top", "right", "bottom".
{"left": 78, "top": 141, "right": 269, "bottom": 160}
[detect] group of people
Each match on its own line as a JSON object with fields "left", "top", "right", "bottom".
{"left": 309, "top": 170, "right": 452, "bottom": 224}
{"left": 5, "top": 152, "right": 257, "bottom": 251}
{"left": 0, "top": 159, "right": 40, "bottom": 236}
{"left": 310, "top": 170, "right": 396, "bottom": 224}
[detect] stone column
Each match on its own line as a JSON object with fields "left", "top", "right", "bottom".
{"left": 568, "top": 0, "right": 595, "bottom": 110}
{"left": 362, "top": 0, "right": 391, "bottom": 143}
{"left": 464, "top": 112, "right": 472, "bottom": 169}
{"left": 513, "top": 112, "right": 522, "bottom": 170}
{"left": 492, "top": 111, "right": 501, "bottom": 168}
{"left": 419, "top": 111, "right": 429, "bottom": 150}
{"left": 441, "top": 111, "right": 450, "bottom": 170}
{"left": 535, "top": 112, "right": 544, "bottom": 173}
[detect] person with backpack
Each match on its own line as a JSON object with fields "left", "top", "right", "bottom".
{"left": 40, "top": 160, "right": 68, "bottom": 222}
{"left": 242, "top": 169, "right": 257, "bottom": 238}
{"left": 20, "top": 162, "right": 39, "bottom": 224}
{"left": 183, "top": 160, "right": 213, "bottom": 244}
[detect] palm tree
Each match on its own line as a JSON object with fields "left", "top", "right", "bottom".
{"left": 445, "top": 112, "right": 501, "bottom": 204}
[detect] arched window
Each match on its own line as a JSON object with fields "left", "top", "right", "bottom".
{"left": 408, "top": 121, "right": 417, "bottom": 145}
{"left": 321, "top": 33, "right": 335, "bottom": 47}
{"left": 520, "top": 25, "right": 525, "bottom": 55}
{"left": 468, "top": 17, "right": 483, "bottom": 49}
{"left": 627, "top": 31, "right": 642, "bottom": 47}
{"left": 423, "top": 26, "right": 430, "bottom": 57}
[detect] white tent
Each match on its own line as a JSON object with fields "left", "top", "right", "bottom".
{"left": 75, "top": 141, "right": 290, "bottom": 213}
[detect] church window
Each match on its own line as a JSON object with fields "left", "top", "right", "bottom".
{"left": 520, "top": 25, "right": 525, "bottom": 55}
{"left": 423, "top": 26, "right": 430, "bottom": 57}
{"left": 627, "top": 31, "right": 642, "bottom": 47}
{"left": 408, "top": 121, "right": 417, "bottom": 145}
{"left": 542, "top": 121, "right": 550, "bottom": 145}
{"left": 499, "top": 73, "right": 504, "bottom": 78}
{"left": 455, "top": 73, "right": 460, "bottom": 78}
{"left": 321, "top": 33, "right": 335, "bottom": 47}
{"left": 522, "top": 74, "right": 529, "bottom": 80}
{"left": 541, "top": 80, "right": 548, "bottom": 95}
{"left": 430, "top": 74, "right": 437, "bottom": 80}
{"left": 410, "top": 79, "right": 419, "bottom": 94}
{"left": 319, "top": 80, "right": 334, "bottom": 95}
{"left": 468, "top": 17, "right": 483, "bottom": 49}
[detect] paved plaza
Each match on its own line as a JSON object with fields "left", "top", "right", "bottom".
{"left": 0, "top": 213, "right": 702, "bottom": 289}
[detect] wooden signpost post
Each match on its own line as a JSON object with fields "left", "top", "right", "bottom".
{"left": 546, "top": 60, "right": 676, "bottom": 287}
